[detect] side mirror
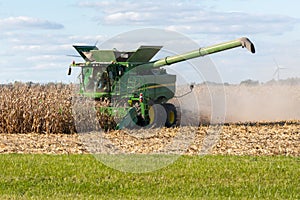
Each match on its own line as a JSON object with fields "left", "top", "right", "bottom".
{"left": 68, "top": 66, "right": 72, "bottom": 75}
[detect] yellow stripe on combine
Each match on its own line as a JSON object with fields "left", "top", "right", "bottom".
{"left": 140, "top": 83, "right": 174, "bottom": 90}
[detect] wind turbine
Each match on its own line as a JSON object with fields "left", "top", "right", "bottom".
{"left": 273, "top": 58, "right": 287, "bottom": 81}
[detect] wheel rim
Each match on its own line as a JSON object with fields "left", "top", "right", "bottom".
{"left": 168, "top": 110, "right": 175, "bottom": 124}
{"left": 149, "top": 106, "right": 155, "bottom": 124}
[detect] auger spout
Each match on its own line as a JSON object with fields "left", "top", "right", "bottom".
{"left": 151, "top": 37, "right": 255, "bottom": 68}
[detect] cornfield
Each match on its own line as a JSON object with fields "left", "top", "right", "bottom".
{"left": 0, "top": 82, "right": 119, "bottom": 134}
{"left": 0, "top": 82, "right": 75, "bottom": 134}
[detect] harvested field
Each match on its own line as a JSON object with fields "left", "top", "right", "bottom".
{"left": 0, "top": 121, "right": 299, "bottom": 156}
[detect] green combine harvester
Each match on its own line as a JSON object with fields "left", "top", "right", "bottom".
{"left": 68, "top": 37, "right": 255, "bottom": 129}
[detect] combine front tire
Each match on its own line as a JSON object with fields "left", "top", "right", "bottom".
{"left": 148, "top": 104, "right": 166, "bottom": 127}
{"left": 148, "top": 103, "right": 177, "bottom": 128}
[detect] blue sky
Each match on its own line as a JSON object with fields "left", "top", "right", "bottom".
{"left": 0, "top": 0, "right": 300, "bottom": 83}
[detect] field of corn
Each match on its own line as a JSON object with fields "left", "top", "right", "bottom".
{"left": 0, "top": 82, "right": 299, "bottom": 155}
{"left": 0, "top": 82, "right": 75, "bottom": 134}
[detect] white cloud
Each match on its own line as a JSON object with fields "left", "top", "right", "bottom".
{"left": 0, "top": 16, "right": 64, "bottom": 31}
{"left": 106, "top": 12, "right": 142, "bottom": 22}
{"left": 26, "top": 55, "right": 62, "bottom": 62}
{"left": 1, "top": 31, "right": 105, "bottom": 47}
{"left": 78, "top": 1, "right": 299, "bottom": 36}
{"left": 31, "top": 62, "right": 61, "bottom": 70}
{"left": 1, "top": 32, "right": 107, "bottom": 59}
{"left": 68, "top": 35, "right": 106, "bottom": 45}
{"left": 13, "top": 45, "right": 41, "bottom": 51}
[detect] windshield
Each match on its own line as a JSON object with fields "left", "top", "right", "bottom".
{"left": 82, "top": 65, "right": 110, "bottom": 92}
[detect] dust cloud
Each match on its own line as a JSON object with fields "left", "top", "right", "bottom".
{"left": 224, "top": 84, "right": 300, "bottom": 123}
{"left": 174, "top": 83, "right": 300, "bottom": 124}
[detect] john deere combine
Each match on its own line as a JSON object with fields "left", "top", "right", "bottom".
{"left": 68, "top": 37, "right": 255, "bottom": 129}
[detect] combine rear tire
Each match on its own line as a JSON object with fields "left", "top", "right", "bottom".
{"left": 163, "top": 103, "right": 177, "bottom": 127}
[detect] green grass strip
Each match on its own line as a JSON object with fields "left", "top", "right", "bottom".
{"left": 0, "top": 154, "right": 299, "bottom": 199}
